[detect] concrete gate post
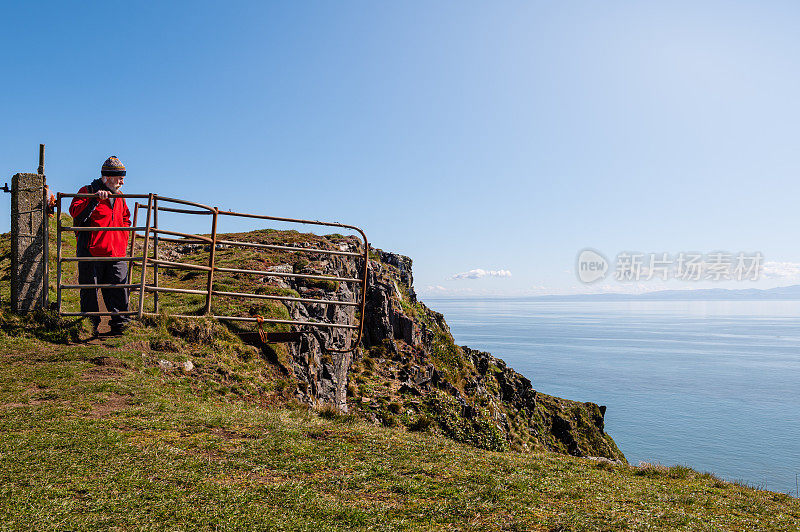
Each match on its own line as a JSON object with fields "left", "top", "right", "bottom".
{"left": 10, "top": 172, "right": 49, "bottom": 313}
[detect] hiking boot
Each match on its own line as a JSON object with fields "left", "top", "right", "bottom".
{"left": 108, "top": 322, "right": 129, "bottom": 336}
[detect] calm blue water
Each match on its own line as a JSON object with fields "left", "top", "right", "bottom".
{"left": 426, "top": 299, "right": 800, "bottom": 495}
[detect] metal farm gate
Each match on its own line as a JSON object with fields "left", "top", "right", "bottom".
{"left": 55, "top": 193, "right": 369, "bottom": 353}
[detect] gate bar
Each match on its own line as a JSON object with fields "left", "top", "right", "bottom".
{"left": 64, "top": 193, "right": 151, "bottom": 199}
{"left": 63, "top": 226, "right": 145, "bottom": 232}
{"left": 214, "top": 265, "right": 361, "bottom": 283}
{"left": 62, "top": 283, "right": 141, "bottom": 289}
{"left": 144, "top": 285, "right": 358, "bottom": 307}
{"left": 148, "top": 258, "right": 213, "bottom": 271}
{"left": 135, "top": 235, "right": 208, "bottom": 245}
{"left": 56, "top": 196, "right": 62, "bottom": 314}
{"left": 61, "top": 311, "right": 139, "bottom": 316}
{"left": 150, "top": 228, "right": 213, "bottom": 243}
{"left": 60, "top": 256, "right": 144, "bottom": 262}
{"left": 215, "top": 238, "right": 362, "bottom": 258}
{"left": 204, "top": 208, "right": 219, "bottom": 314}
{"left": 137, "top": 194, "right": 154, "bottom": 318}
{"left": 211, "top": 289, "right": 360, "bottom": 306}
{"left": 142, "top": 313, "right": 359, "bottom": 329}
{"left": 153, "top": 196, "right": 159, "bottom": 313}
{"left": 145, "top": 259, "right": 362, "bottom": 284}
{"left": 127, "top": 202, "right": 139, "bottom": 285}
{"left": 134, "top": 203, "right": 213, "bottom": 216}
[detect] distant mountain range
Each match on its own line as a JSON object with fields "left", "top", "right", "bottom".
{"left": 533, "top": 284, "right": 800, "bottom": 301}
{"left": 427, "top": 284, "right": 800, "bottom": 301}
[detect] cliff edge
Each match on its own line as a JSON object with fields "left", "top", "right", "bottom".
{"left": 277, "top": 243, "right": 625, "bottom": 462}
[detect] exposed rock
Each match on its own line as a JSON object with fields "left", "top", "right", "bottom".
{"left": 463, "top": 347, "right": 537, "bottom": 412}
{"left": 264, "top": 241, "right": 625, "bottom": 462}
{"left": 398, "top": 382, "right": 422, "bottom": 396}
{"left": 377, "top": 251, "right": 416, "bottom": 303}
{"left": 586, "top": 456, "right": 624, "bottom": 466}
{"left": 266, "top": 264, "right": 293, "bottom": 273}
{"left": 279, "top": 251, "right": 359, "bottom": 412}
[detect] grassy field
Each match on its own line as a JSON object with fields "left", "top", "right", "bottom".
{"left": 1, "top": 314, "right": 798, "bottom": 531}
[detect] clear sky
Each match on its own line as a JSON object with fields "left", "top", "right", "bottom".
{"left": 3, "top": 1, "right": 800, "bottom": 296}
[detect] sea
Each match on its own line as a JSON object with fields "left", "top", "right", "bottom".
{"left": 425, "top": 298, "right": 800, "bottom": 496}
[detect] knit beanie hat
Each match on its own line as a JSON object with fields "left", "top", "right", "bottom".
{"left": 101, "top": 156, "right": 126, "bottom": 177}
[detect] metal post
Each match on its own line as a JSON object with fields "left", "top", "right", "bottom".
{"left": 153, "top": 197, "right": 159, "bottom": 313}
{"left": 137, "top": 194, "right": 154, "bottom": 318}
{"left": 127, "top": 202, "right": 139, "bottom": 286}
{"left": 42, "top": 178, "right": 49, "bottom": 308}
{"left": 204, "top": 208, "right": 218, "bottom": 315}
{"left": 355, "top": 237, "right": 370, "bottom": 350}
{"left": 37, "top": 144, "right": 44, "bottom": 175}
{"left": 56, "top": 194, "right": 62, "bottom": 314}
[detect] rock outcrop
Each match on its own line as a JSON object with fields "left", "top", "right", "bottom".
{"left": 281, "top": 242, "right": 625, "bottom": 462}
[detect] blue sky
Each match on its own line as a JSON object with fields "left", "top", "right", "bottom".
{"left": 2, "top": 1, "right": 800, "bottom": 296}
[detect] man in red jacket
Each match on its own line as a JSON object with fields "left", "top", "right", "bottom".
{"left": 69, "top": 156, "right": 132, "bottom": 335}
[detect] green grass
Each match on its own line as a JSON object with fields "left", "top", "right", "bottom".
{"left": 1, "top": 218, "right": 798, "bottom": 529}
{"left": 1, "top": 323, "right": 798, "bottom": 530}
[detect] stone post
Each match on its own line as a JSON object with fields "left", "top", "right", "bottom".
{"left": 10, "top": 172, "right": 48, "bottom": 313}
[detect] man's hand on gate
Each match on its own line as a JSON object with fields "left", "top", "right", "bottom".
{"left": 96, "top": 190, "right": 111, "bottom": 200}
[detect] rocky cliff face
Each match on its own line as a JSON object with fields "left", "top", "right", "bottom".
{"left": 232, "top": 241, "right": 361, "bottom": 413}
{"left": 284, "top": 243, "right": 625, "bottom": 462}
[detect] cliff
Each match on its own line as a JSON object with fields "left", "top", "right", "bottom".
{"left": 265, "top": 239, "right": 624, "bottom": 461}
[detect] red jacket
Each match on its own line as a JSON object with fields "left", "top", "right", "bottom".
{"left": 69, "top": 181, "right": 131, "bottom": 257}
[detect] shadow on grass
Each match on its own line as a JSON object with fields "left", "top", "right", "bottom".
{"left": 142, "top": 311, "right": 291, "bottom": 374}
{"left": 0, "top": 305, "right": 83, "bottom": 344}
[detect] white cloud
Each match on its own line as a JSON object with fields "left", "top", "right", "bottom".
{"left": 423, "top": 285, "right": 448, "bottom": 292}
{"left": 450, "top": 268, "right": 512, "bottom": 280}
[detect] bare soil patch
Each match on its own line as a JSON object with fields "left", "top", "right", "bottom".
{"left": 88, "top": 393, "right": 129, "bottom": 418}
{"left": 82, "top": 367, "right": 124, "bottom": 381}
{"left": 211, "top": 427, "right": 262, "bottom": 440}
{"left": 89, "top": 356, "right": 129, "bottom": 368}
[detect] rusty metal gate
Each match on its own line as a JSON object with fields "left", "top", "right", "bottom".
{"left": 55, "top": 193, "right": 369, "bottom": 352}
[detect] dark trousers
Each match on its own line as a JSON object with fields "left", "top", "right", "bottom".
{"left": 78, "top": 251, "right": 130, "bottom": 329}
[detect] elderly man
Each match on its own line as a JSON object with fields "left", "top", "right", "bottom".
{"left": 69, "top": 156, "right": 132, "bottom": 335}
